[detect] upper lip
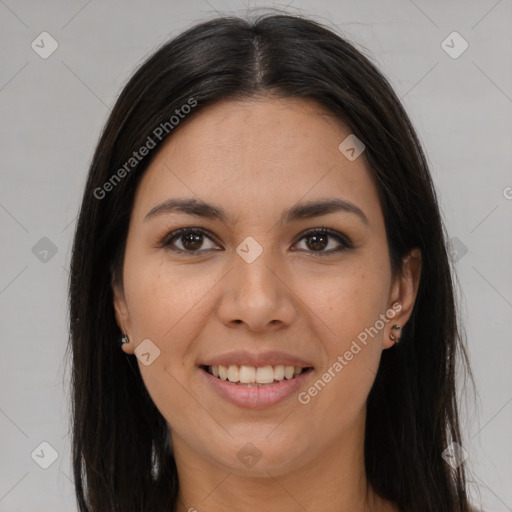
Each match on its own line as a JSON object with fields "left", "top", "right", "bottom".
{"left": 200, "top": 350, "right": 314, "bottom": 368}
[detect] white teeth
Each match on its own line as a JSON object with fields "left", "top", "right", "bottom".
{"left": 227, "top": 365, "right": 239, "bottom": 382}
{"left": 256, "top": 365, "right": 275, "bottom": 384}
{"left": 208, "top": 364, "right": 308, "bottom": 384}
{"left": 274, "top": 365, "right": 285, "bottom": 380}
{"left": 284, "top": 366, "right": 295, "bottom": 379}
{"left": 239, "top": 365, "right": 256, "bottom": 383}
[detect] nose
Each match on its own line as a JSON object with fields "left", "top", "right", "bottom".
{"left": 216, "top": 244, "right": 297, "bottom": 333}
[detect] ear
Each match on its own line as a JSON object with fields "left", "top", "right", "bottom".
{"left": 384, "top": 247, "right": 422, "bottom": 349}
{"left": 111, "top": 270, "right": 135, "bottom": 355}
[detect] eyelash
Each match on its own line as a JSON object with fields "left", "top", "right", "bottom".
{"left": 158, "top": 227, "right": 354, "bottom": 256}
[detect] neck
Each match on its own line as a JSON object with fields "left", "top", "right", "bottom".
{"left": 171, "top": 410, "right": 396, "bottom": 512}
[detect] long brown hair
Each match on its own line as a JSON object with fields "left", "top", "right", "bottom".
{"left": 67, "top": 11, "right": 475, "bottom": 511}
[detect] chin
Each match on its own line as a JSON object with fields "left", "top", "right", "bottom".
{"left": 202, "top": 433, "right": 315, "bottom": 477}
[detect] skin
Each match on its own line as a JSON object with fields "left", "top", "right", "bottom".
{"left": 113, "top": 96, "right": 422, "bottom": 512}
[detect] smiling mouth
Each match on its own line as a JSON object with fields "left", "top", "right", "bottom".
{"left": 201, "top": 364, "right": 314, "bottom": 387}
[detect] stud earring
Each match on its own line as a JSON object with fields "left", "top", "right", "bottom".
{"left": 389, "top": 324, "right": 401, "bottom": 343}
{"left": 119, "top": 332, "right": 130, "bottom": 346}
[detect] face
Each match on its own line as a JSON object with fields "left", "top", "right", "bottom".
{"left": 113, "top": 96, "right": 421, "bottom": 478}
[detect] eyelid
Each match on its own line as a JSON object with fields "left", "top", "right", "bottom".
{"left": 292, "top": 227, "right": 354, "bottom": 253}
{"left": 158, "top": 227, "right": 220, "bottom": 253}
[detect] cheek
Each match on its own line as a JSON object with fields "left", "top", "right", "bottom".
{"left": 123, "top": 252, "right": 224, "bottom": 416}
{"left": 124, "top": 246, "right": 214, "bottom": 341}
{"left": 302, "top": 253, "right": 390, "bottom": 345}
{"left": 299, "top": 252, "right": 389, "bottom": 402}
{"left": 123, "top": 259, "right": 211, "bottom": 427}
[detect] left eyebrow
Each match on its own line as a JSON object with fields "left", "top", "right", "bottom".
{"left": 144, "top": 197, "right": 369, "bottom": 226}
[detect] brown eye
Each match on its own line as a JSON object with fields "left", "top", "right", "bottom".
{"left": 161, "top": 228, "right": 219, "bottom": 253}
{"left": 304, "top": 232, "right": 329, "bottom": 251}
{"left": 160, "top": 227, "right": 352, "bottom": 257}
{"left": 181, "top": 231, "right": 204, "bottom": 251}
{"left": 293, "top": 228, "right": 352, "bottom": 255}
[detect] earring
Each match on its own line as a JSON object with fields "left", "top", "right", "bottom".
{"left": 119, "top": 332, "right": 130, "bottom": 346}
{"left": 389, "top": 324, "right": 401, "bottom": 343}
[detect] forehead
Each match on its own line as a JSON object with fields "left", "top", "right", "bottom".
{"left": 132, "top": 96, "right": 382, "bottom": 228}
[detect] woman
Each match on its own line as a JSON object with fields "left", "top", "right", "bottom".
{"left": 68, "top": 12, "right": 478, "bottom": 512}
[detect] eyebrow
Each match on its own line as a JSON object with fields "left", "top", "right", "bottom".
{"left": 144, "top": 197, "right": 369, "bottom": 226}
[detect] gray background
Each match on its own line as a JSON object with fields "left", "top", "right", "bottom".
{"left": 1, "top": 0, "right": 511, "bottom": 510}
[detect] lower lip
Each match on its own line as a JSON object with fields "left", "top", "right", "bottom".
{"left": 200, "top": 367, "right": 313, "bottom": 409}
